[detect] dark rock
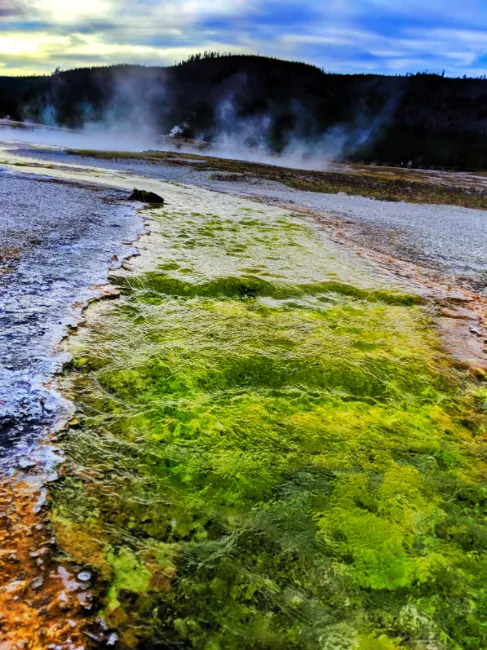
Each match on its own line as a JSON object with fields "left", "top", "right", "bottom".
{"left": 128, "top": 189, "right": 164, "bottom": 204}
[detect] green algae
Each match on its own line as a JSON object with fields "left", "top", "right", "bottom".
{"left": 116, "top": 273, "right": 420, "bottom": 306}
{"left": 54, "top": 204, "right": 487, "bottom": 649}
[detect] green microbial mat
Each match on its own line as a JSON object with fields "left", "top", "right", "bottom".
{"left": 54, "top": 203, "right": 487, "bottom": 650}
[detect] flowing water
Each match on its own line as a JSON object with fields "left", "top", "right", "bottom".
{"left": 10, "top": 144, "right": 487, "bottom": 288}
{"left": 1, "top": 141, "right": 487, "bottom": 649}
{"left": 1, "top": 140, "right": 481, "bottom": 474}
{"left": 0, "top": 143, "right": 406, "bottom": 485}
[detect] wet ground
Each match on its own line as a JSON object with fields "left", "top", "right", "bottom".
{"left": 13, "top": 146, "right": 487, "bottom": 291}
{"left": 1, "top": 142, "right": 486, "bottom": 463}
{"left": 0, "top": 138, "right": 486, "bottom": 648}
{"left": 0, "top": 170, "right": 141, "bottom": 472}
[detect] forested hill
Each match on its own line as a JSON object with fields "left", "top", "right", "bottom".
{"left": 1, "top": 53, "right": 487, "bottom": 169}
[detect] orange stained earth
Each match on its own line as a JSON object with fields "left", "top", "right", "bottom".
{"left": 0, "top": 474, "right": 92, "bottom": 650}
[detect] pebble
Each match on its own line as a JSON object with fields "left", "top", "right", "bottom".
{"left": 30, "top": 576, "right": 44, "bottom": 590}
{"left": 18, "top": 458, "right": 36, "bottom": 469}
{"left": 77, "top": 571, "right": 91, "bottom": 582}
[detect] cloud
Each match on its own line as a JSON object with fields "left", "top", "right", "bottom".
{"left": 0, "top": 0, "right": 25, "bottom": 18}
{"left": 29, "top": 0, "right": 111, "bottom": 22}
{"left": 0, "top": 0, "right": 486, "bottom": 77}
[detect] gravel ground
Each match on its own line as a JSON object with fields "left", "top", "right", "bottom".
{"left": 0, "top": 169, "right": 141, "bottom": 466}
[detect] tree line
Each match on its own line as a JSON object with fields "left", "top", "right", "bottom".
{"left": 1, "top": 54, "right": 487, "bottom": 169}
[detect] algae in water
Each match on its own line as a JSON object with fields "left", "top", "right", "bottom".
{"left": 54, "top": 203, "right": 487, "bottom": 649}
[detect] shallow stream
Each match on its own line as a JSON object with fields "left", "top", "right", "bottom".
{"left": 1, "top": 141, "right": 487, "bottom": 649}
{"left": 11, "top": 144, "right": 487, "bottom": 288}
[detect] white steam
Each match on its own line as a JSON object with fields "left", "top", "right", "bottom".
{"left": 0, "top": 72, "right": 396, "bottom": 172}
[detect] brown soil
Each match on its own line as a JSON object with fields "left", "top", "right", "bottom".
{"left": 0, "top": 471, "right": 93, "bottom": 650}
{"left": 0, "top": 249, "right": 21, "bottom": 275}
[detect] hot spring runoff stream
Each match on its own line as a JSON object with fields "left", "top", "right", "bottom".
{"left": 1, "top": 141, "right": 487, "bottom": 650}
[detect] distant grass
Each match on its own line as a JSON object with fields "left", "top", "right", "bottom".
{"left": 69, "top": 149, "right": 487, "bottom": 209}
{"left": 53, "top": 203, "right": 487, "bottom": 649}
{"left": 0, "top": 159, "right": 55, "bottom": 169}
{"left": 0, "top": 160, "right": 30, "bottom": 166}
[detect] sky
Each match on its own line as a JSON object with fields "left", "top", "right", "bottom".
{"left": 0, "top": 0, "right": 486, "bottom": 77}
